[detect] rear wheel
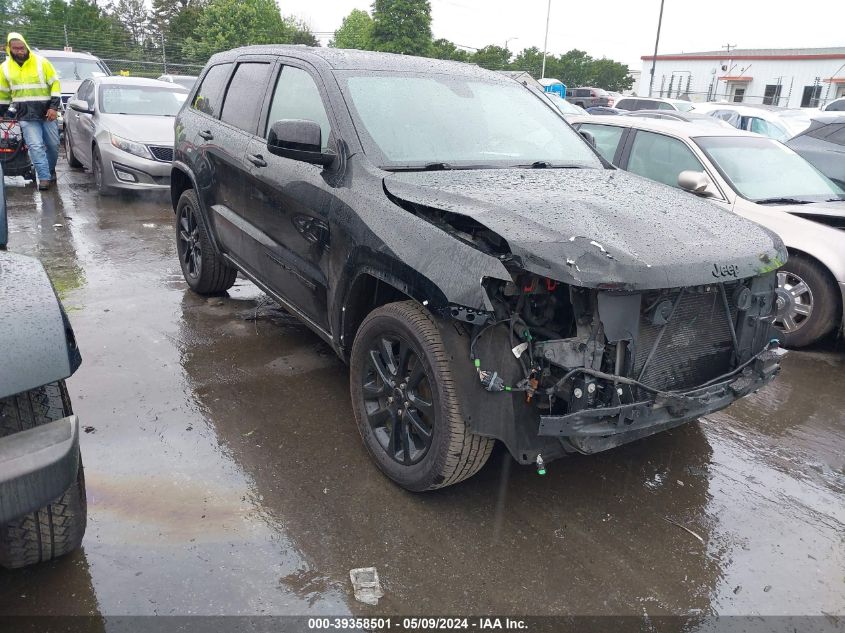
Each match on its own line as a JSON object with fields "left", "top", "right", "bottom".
{"left": 64, "top": 129, "right": 82, "bottom": 168}
{"left": 350, "top": 301, "right": 494, "bottom": 491}
{"left": 774, "top": 254, "right": 839, "bottom": 348}
{"left": 175, "top": 189, "right": 237, "bottom": 294}
{"left": 0, "top": 382, "right": 87, "bottom": 569}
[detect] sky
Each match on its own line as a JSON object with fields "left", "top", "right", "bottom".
{"left": 280, "top": 0, "right": 843, "bottom": 70}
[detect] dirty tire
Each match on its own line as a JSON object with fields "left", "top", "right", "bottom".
{"left": 778, "top": 254, "right": 839, "bottom": 348}
{"left": 64, "top": 129, "right": 82, "bottom": 168}
{"left": 175, "top": 189, "right": 237, "bottom": 295}
{"left": 350, "top": 301, "right": 494, "bottom": 491}
{"left": 0, "top": 382, "right": 87, "bottom": 569}
{"left": 92, "top": 147, "right": 115, "bottom": 196}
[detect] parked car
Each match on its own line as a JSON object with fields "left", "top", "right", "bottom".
{"left": 693, "top": 103, "right": 812, "bottom": 141}
{"left": 821, "top": 97, "right": 845, "bottom": 112}
{"left": 571, "top": 115, "right": 845, "bottom": 347}
{"left": 0, "top": 164, "right": 87, "bottom": 568}
{"left": 64, "top": 77, "right": 187, "bottom": 194}
{"left": 158, "top": 74, "right": 199, "bottom": 90}
{"left": 585, "top": 106, "right": 624, "bottom": 115}
{"left": 614, "top": 96, "right": 694, "bottom": 112}
{"left": 786, "top": 115, "right": 845, "bottom": 188}
{"left": 39, "top": 49, "right": 111, "bottom": 129}
{"left": 622, "top": 109, "right": 735, "bottom": 128}
{"left": 565, "top": 86, "right": 613, "bottom": 108}
{"left": 544, "top": 93, "right": 587, "bottom": 119}
{"left": 172, "top": 47, "right": 784, "bottom": 491}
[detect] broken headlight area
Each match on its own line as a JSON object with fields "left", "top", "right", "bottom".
{"left": 458, "top": 270, "right": 784, "bottom": 459}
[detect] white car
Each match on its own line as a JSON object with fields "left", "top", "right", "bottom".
{"left": 614, "top": 96, "right": 695, "bottom": 112}
{"left": 693, "top": 103, "right": 812, "bottom": 141}
{"left": 821, "top": 96, "right": 845, "bottom": 112}
{"left": 570, "top": 115, "right": 845, "bottom": 347}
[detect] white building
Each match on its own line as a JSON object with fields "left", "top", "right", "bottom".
{"left": 639, "top": 47, "right": 845, "bottom": 108}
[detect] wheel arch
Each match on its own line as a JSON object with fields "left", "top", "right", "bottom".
{"left": 783, "top": 246, "right": 843, "bottom": 322}
{"left": 169, "top": 163, "right": 224, "bottom": 257}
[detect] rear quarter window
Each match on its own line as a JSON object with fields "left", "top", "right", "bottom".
{"left": 191, "top": 63, "right": 233, "bottom": 118}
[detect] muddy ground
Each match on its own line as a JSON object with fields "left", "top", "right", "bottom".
{"left": 1, "top": 164, "right": 843, "bottom": 625}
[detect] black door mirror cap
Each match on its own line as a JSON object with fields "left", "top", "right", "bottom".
{"left": 267, "top": 118, "right": 334, "bottom": 166}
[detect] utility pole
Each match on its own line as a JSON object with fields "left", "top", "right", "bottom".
{"left": 721, "top": 43, "right": 736, "bottom": 54}
{"left": 647, "top": 0, "right": 665, "bottom": 97}
{"left": 63, "top": 24, "right": 69, "bottom": 49}
{"left": 504, "top": 37, "right": 518, "bottom": 52}
{"left": 161, "top": 33, "right": 167, "bottom": 74}
{"left": 541, "top": 0, "right": 551, "bottom": 79}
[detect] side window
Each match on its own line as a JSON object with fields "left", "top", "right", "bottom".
{"left": 577, "top": 123, "right": 625, "bottom": 163}
{"left": 615, "top": 98, "right": 634, "bottom": 110}
{"left": 627, "top": 131, "right": 705, "bottom": 188}
{"left": 749, "top": 117, "right": 788, "bottom": 141}
{"left": 220, "top": 62, "right": 273, "bottom": 134}
{"left": 576, "top": 88, "right": 591, "bottom": 98}
{"left": 827, "top": 100, "right": 845, "bottom": 111}
{"left": 191, "top": 63, "right": 232, "bottom": 118}
{"left": 266, "top": 66, "right": 332, "bottom": 150}
{"left": 656, "top": 101, "right": 674, "bottom": 110}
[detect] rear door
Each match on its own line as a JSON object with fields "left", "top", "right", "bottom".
{"left": 242, "top": 61, "right": 338, "bottom": 330}
{"left": 211, "top": 59, "right": 276, "bottom": 274}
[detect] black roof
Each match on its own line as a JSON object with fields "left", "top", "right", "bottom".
{"left": 208, "top": 45, "right": 504, "bottom": 79}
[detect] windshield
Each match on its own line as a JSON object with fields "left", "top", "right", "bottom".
{"left": 338, "top": 72, "right": 602, "bottom": 169}
{"left": 171, "top": 76, "right": 198, "bottom": 90}
{"left": 696, "top": 135, "right": 845, "bottom": 202}
{"left": 99, "top": 85, "right": 188, "bottom": 116}
{"left": 47, "top": 57, "right": 108, "bottom": 81}
{"left": 673, "top": 101, "right": 695, "bottom": 112}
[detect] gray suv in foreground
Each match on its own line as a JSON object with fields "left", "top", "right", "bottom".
{"left": 171, "top": 47, "right": 785, "bottom": 490}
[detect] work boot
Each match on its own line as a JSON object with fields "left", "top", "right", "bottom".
{"left": 50, "top": 170, "right": 57, "bottom": 182}
{"left": 38, "top": 179, "right": 50, "bottom": 191}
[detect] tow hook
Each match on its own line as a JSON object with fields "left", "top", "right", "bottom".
{"left": 535, "top": 454, "right": 546, "bottom": 476}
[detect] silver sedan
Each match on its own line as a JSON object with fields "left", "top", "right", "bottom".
{"left": 63, "top": 77, "right": 187, "bottom": 194}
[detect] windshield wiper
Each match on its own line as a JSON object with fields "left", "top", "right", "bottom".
{"left": 516, "top": 161, "right": 585, "bottom": 169}
{"left": 755, "top": 197, "right": 813, "bottom": 205}
{"left": 384, "top": 162, "right": 496, "bottom": 172}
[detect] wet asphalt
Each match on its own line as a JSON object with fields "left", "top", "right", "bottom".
{"left": 0, "top": 163, "right": 843, "bottom": 622}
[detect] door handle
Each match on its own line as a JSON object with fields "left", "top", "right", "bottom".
{"left": 198, "top": 130, "right": 213, "bottom": 140}
{"left": 247, "top": 153, "right": 267, "bottom": 167}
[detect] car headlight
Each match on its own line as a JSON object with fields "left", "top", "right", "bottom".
{"left": 110, "top": 133, "right": 151, "bottom": 159}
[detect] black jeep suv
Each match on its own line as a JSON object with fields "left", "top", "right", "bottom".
{"left": 171, "top": 47, "right": 786, "bottom": 491}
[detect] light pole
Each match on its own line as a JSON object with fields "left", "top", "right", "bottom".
{"left": 541, "top": 0, "right": 551, "bottom": 79}
{"left": 504, "top": 37, "right": 518, "bottom": 52}
{"left": 647, "top": 0, "right": 665, "bottom": 97}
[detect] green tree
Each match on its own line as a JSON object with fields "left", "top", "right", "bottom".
{"left": 511, "top": 46, "right": 544, "bottom": 77}
{"left": 111, "top": 0, "right": 151, "bottom": 47}
{"left": 588, "top": 57, "right": 633, "bottom": 92}
{"left": 469, "top": 45, "right": 510, "bottom": 70}
{"left": 430, "top": 38, "right": 468, "bottom": 62}
{"left": 181, "top": 0, "right": 299, "bottom": 60}
{"left": 370, "top": 0, "right": 431, "bottom": 56}
{"left": 329, "top": 8, "right": 372, "bottom": 49}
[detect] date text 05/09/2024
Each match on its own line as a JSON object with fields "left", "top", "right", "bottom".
{"left": 307, "top": 617, "right": 528, "bottom": 630}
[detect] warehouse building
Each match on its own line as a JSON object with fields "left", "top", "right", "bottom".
{"left": 639, "top": 47, "right": 845, "bottom": 108}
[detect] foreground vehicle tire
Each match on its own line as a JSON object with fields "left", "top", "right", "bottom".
{"left": 175, "top": 189, "right": 237, "bottom": 294}
{"left": 775, "top": 254, "right": 839, "bottom": 348}
{"left": 92, "top": 147, "right": 115, "bottom": 196}
{"left": 64, "top": 129, "right": 82, "bottom": 168}
{"left": 350, "top": 301, "right": 494, "bottom": 491}
{"left": 0, "top": 382, "right": 87, "bottom": 569}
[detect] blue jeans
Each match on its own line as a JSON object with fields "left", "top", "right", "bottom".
{"left": 20, "top": 119, "right": 59, "bottom": 182}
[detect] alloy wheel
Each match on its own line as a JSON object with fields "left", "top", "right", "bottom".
{"left": 774, "top": 270, "right": 813, "bottom": 333}
{"left": 361, "top": 334, "right": 435, "bottom": 465}
{"left": 177, "top": 202, "right": 202, "bottom": 280}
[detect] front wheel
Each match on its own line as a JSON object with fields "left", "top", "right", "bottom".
{"left": 92, "top": 146, "right": 115, "bottom": 196}
{"left": 774, "top": 254, "right": 840, "bottom": 348}
{"left": 350, "top": 301, "right": 494, "bottom": 491}
{"left": 0, "top": 382, "right": 87, "bottom": 569}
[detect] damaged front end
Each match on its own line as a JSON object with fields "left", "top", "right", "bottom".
{"left": 441, "top": 270, "right": 784, "bottom": 466}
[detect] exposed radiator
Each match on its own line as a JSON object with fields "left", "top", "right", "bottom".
{"left": 634, "top": 285, "right": 736, "bottom": 392}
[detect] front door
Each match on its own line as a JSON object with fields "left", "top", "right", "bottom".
{"left": 243, "top": 63, "right": 337, "bottom": 330}
{"left": 68, "top": 79, "right": 96, "bottom": 166}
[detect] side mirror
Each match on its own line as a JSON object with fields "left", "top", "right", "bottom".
{"left": 267, "top": 119, "right": 335, "bottom": 166}
{"left": 678, "top": 170, "right": 715, "bottom": 197}
{"left": 579, "top": 130, "right": 597, "bottom": 148}
{"left": 68, "top": 98, "right": 93, "bottom": 114}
